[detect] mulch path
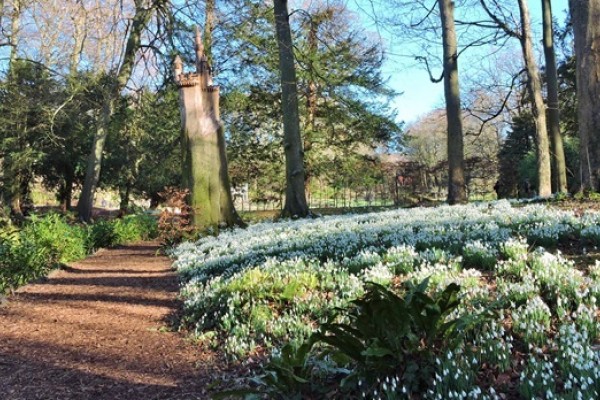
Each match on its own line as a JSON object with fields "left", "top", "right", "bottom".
{"left": 0, "top": 242, "right": 228, "bottom": 400}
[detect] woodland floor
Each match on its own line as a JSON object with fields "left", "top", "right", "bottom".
{"left": 0, "top": 242, "right": 229, "bottom": 400}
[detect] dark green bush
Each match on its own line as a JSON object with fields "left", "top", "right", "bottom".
{"left": 21, "top": 214, "right": 88, "bottom": 263}
{"left": 0, "top": 213, "right": 87, "bottom": 293}
{"left": 234, "top": 279, "right": 488, "bottom": 399}
{"left": 0, "top": 213, "right": 158, "bottom": 294}
{"left": 87, "top": 214, "right": 158, "bottom": 250}
{"left": 114, "top": 214, "right": 158, "bottom": 243}
{"left": 87, "top": 220, "right": 118, "bottom": 250}
{"left": 311, "top": 280, "right": 474, "bottom": 392}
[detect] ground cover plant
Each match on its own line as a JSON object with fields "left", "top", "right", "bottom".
{"left": 0, "top": 213, "right": 158, "bottom": 294}
{"left": 172, "top": 200, "right": 600, "bottom": 398}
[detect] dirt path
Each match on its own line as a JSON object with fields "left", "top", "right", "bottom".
{"left": 0, "top": 243, "right": 223, "bottom": 400}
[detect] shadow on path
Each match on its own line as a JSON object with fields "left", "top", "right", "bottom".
{"left": 0, "top": 242, "right": 224, "bottom": 400}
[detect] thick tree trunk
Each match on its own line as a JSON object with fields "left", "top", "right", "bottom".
{"left": 518, "top": 0, "right": 552, "bottom": 198}
{"left": 174, "top": 28, "right": 243, "bottom": 231}
{"left": 77, "top": 0, "right": 155, "bottom": 221}
{"left": 78, "top": 101, "right": 112, "bottom": 221}
{"left": 180, "top": 84, "right": 221, "bottom": 229}
{"left": 8, "top": 161, "right": 22, "bottom": 218}
{"left": 119, "top": 184, "right": 131, "bottom": 212}
{"left": 59, "top": 169, "right": 74, "bottom": 211}
{"left": 438, "top": 0, "right": 467, "bottom": 204}
{"left": 542, "top": 0, "right": 568, "bottom": 193}
{"left": 569, "top": 0, "right": 600, "bottom": 191}
{"left": 273, "top": 0, "right": 310, "bottom": 218}
{"left": 203, "top": 0, "right": 242, "bottom": 226}
{"left": 217, "top": 125, "right": 246, "bottom": 227}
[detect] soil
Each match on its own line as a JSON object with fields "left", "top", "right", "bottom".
{"left": 0, "top": 242, "right": 227, "bottom": 400}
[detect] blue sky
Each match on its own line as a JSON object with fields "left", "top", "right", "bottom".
{"left": 362, "top": 0, "right": 571, "bottom": 123}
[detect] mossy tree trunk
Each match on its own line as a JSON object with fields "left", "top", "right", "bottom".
{"left": 175, "top": 27, "right": 244, "bottom": 231}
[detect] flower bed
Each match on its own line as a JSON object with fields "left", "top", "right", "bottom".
{"left": 172, "top": 200, "right": 600, "bottom": 398}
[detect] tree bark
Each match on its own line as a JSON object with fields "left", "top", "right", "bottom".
{"left": 178, "top": 78, "right": 221, "bottom": 229}
{"left": 569, "top": 0, "right": 600, "bottom": 191}
{"left": 542, "top": 0, "right": 568, "bottom": 193}
{"left": 9, "top": 0, "right": 20, "bottom": 65}
{"left": 175, "top": 28, "right": 244, "bottom": 231}
{"left": 518, "top": 0, "right": 552, "bottom": 197}
{"left": 306, "top": 14, "right": 319, "bottom": 134}
{"left": 273, "top": 0, "right": 310, "bottom": 218}
{"left": 59, "top": 168, "right": 74, "bottom": 211}
{"left": 438, "top": 0, "right": 467, "bottom": 204}
{"left": 217, "top": 124, "right": 245, "bottom": 227}
{"left": 203, "top": 0, "right": 242, "bottom": 227}
{"left": 77, "top": 0, "right": 156, "bottom": 221}
{"left": 4, "top": 0, "right": 23, "bottom": 218}
{"left": 78, "top": 100, "right": 112, "bottom": 221}
{"left": 204, "top": 0, "right": 215, "bottom": 67}
{"left": 119, "top": 183, "right": 131, "bottom": 212}
{"left": 69, "top": 3, "right": 87, "bottom": 75}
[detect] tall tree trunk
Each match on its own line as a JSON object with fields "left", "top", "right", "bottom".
{"left": 542, "top": 0, "right": 568, "bottom": 193}
{"left": 303, "top": 13, "right": 320, "bottom": 195}
{"left": 5, "top": 0, "right": 22, "bottom": 218}
{"left": 306, "top": 16, "right": 318, "bottom": 134}
{"left": 569, "top": 0, "right": 600, "bottom": 191}
{"left": 273, "top": 0, "right": 310, "bottom": 217}
{"left": 59, "top": 168, "right": 74, "bottom": 211}
{"left": 77, "top": 0, "right": 156, "bottom": 221}
{"left": 78, "top": 100, "right": 112, "bottom": 221}
{"left": 119, "top": 183, "right": 131, "bottom": 212}
{"left": 217, "top": 124, "right": 245, "bottom": 227}
{"left": 438, "top": 0, "right": 467, "bottom": 204}
{"left": 518, "top": 0, "right": 552, "bottom": 197}
{"left": 174, "top": 28, "right": 243, "bottom": 231}
{"left": 203, "top": 0, "right": 242, "bottom": 227}
{"left": 7, "top": 154, "right": 22, "bottom": 219}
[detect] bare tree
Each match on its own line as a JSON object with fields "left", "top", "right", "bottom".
{"left": 273, "top": 0, "right": 310, "bottom": 218}
{"left": 479, "top": 0, "right": 552, "bottom": 197}
{"left": 78, "top": 0, "right": 163, "bottom": 221}
{"left": 517, "top": 0, "right": 551, "bottom": 197}
{"left": 569, "top": 0, "right": 600, "bottom": 191}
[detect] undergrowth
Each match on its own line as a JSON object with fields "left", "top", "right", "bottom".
{"left": 0, "top": 212, "right": 158, "bottom": 294}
